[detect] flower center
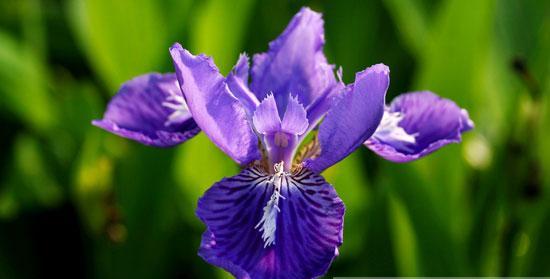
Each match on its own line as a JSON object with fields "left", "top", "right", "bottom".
{"left": 162, "top": 94, "right": 189, "bottom": 127}
{"left": 255, "top": 161, "right": 287, "bottom": 247}
{"left": 252, "top": 94, "right": 309, "bottom": 171}
{"left": 372, "top": 111, "right": 417, "bottom": 152}
{"left": 273, "top": 132, "right": 289, "bottom": 148}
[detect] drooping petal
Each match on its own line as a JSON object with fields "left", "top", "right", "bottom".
{"left": 197, "top": 167, "right": 344, "bottom": 279}
{"left": 170, "top": 43, "right": 261, "bottom": 165}
{"left": 253, "top": 94, "right": 281, "bottom": 135}
{"left": 281, "top": 95, "right": 308, "bottom": 135}
{"left": 305, "top": 64, "right": 389, "bottom": 173}
{"left": 251, "top": 7, "right": 337, "bottom": 114}
{"left": 365, "top": 91, "right": 474, "bottom": 162}
{"left": 92, "top": 73, "right": 199, "bottom": 147}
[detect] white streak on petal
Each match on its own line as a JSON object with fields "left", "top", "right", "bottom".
{"left": 372, "top": 110, "right": 417, "bottom": 152}
{"left": 255, "top": 162, "right": 287, "bottom": 247}
{"left": 162, "top": 94, "right": 190, "bottom": 127}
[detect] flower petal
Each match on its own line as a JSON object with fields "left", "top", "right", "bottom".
{"left": 233, "top": 53, "right": 250, "bottom": 82}
{"left": 227, "top": 54, "right": 260, "bottom": 116}
{"left": 281, "top": 95, "right": 308, "bottom": 135}
{"left": 197, "top": 167, "right": 344, "bottom": 279}
{"left": 170, "top": 43, "right": 261, "bottom": 165}
{"left": 305, "top": 64, "right": 389, "bottom": 173}
{"left": 253, "top": 94, "right": 281, "bottom": 135}
{"left": 303, "top": 80, "right": 345, "bottom": 136}
{"left": 251, "top": 7, "right": 337, "bottom": 113}
{"left": 92, "top": 73, "right": 199, "bottom": 147}
{"left": 365, "top": 91, "right": 474, "bottom": 162}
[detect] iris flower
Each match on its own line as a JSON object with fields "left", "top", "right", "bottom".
{"left": 93, "top": 7, "right": 473, "bottom": 279}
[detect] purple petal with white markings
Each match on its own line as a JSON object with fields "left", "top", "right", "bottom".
{"left": 365, "top": 91, "right": 474, "bottom": 162}
{"left": 92, "top": 73, "right": 199, "bottom": 147}
{"left": 197, "top": 167, "right": 344, "bottom": 279}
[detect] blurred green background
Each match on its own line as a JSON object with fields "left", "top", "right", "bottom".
{"left": 0, "top": 0, "right": 548, "bottom": 278}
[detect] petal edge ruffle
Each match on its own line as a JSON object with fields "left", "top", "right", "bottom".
{"left": 251, "top": 7, "right": 337, "bottom": 114}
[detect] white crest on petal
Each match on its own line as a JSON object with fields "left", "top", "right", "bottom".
{"left": 372, "top": 110, "right": 417, "bottom": 152}
{"left": 255, "top": 161, "right": 287, "bottom": 247}
{"left": 162, "top": 93, "right": 189, "bottom": 127}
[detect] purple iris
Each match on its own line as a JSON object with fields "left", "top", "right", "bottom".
{"left": 93, "top": 7, "right": 473, "bottom": 279}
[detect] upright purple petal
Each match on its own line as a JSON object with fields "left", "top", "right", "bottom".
{"left": 92, "top": 73, "right": 199, "bottom": 147}
{"left": 281, "top": 95, "right": 308, "bottom": 135}
{"left": 305, "top": 64, "right": 389, "bottom": 173}
{"left": 197, "top": 166, "right": 344, "bottom": 279}
{"left": 251, "top": 7, "right": 337, "bottom": 114}
{"left": 233, "top": 53, "right": 250, "bottom": 82}
{"left": 253, "top": 94, "right": 281, "bottom": 135}
{"left": 227, "top": 54, "right": 260, "bottom": 116}
{"left": 170, "top": 43, "right": 261, "bottom": 165}
{"left": 302, "top": 80, "right": 345, "bottom": 137}
{"left": 365, "top": 91, "right": 474, "bottom": 162}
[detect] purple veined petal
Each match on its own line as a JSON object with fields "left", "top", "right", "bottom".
{"left": 365, "top": 91, "right": 474, "bottom": 163}
{"left": 281, "top": 95, "right": 308, "bottom": 135}
{"left": 251, "top": 7, "right": 337, "bottom": 114}
{"left": 92, "top": 73, "right": 200, "bottom": 147}
{"left": 196, "top": 166, "right": 344, "bottom": 279}
{"left": 305, "top": 64, "right": 389, "bottom": 173}
{"left": 227, "top": 54, "right": 260, "bottom": 117}
{"left": 170, "top": 43, "right": 261, "bottom": 165}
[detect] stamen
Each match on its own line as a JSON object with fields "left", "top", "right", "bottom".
{"left": 255, "top": 161, "right": 287, "bottom": 247}
{"left": 162, "top": 95, "right": 189, "bottom": 127}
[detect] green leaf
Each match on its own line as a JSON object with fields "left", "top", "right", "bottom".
{"left": 67, "top": 0, "right": 170, "bottom": 91}
{"left": 173, "top": 134, "right": 238, "bottom": 226}
{"left": 382, "top": 0, "right": 429, "bottom": 57}
{"left": 383, "top": 158, "right": 470, "bottom": 276}
{"left": 388, "top": 190, "right": 421, "bottom": 276}
{"left": 73, "top": 128, "right": 116, "bottom": 233}
{"left": 0, "top": 31, "right": 57, "bottom": 131}
{"left": 188, "top": 0, "right": 255, "bottom": 72}
{"left": 0, "top": 134, "right": 63, "bottom": 218}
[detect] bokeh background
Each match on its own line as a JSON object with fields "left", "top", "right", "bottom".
{"left": 0, "top": 0, "right": 549, "bottom": 278}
